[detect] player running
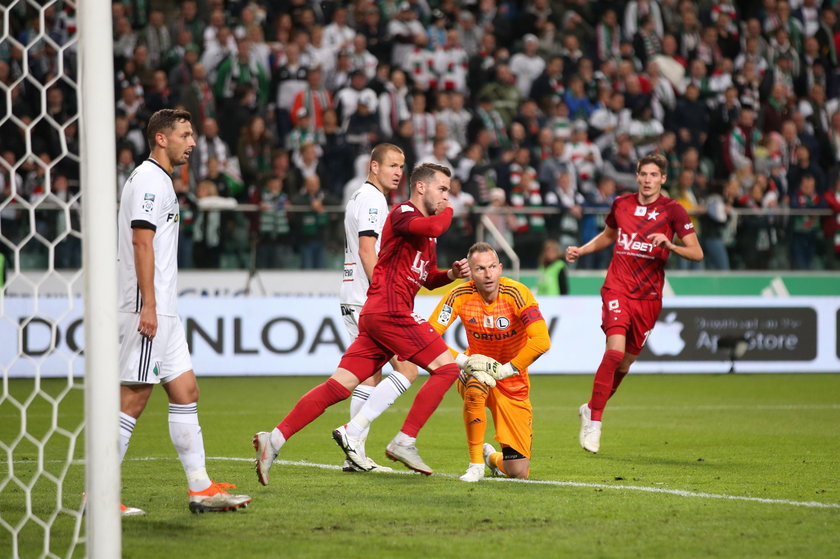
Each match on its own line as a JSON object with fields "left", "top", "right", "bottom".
{"left": 427, "top": 242, "right": 551, "bottom": 482}
{"left": 253, "top": 163, "right": 470, "bottom": 483}
{"left": 565, "top": 153, "right": 703, "bottom": 453}
{"left": 118, "top": 109, "right": 250, "bottom": 514}
{"left": 339, "top": 143, "right": 418, "bottom": 473}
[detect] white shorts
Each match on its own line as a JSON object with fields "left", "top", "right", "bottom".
{"left": 341, "top": 304, "right": 362, "bottom": 341}
{"left": 118, "top": 312, "right": 193, "bottom": 385}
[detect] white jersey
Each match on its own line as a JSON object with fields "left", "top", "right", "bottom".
{"left": 117, "top": 159, "right": 180, "bottom": 316}
{"left": 339, "top": 181, "right": 389, "bottom": 307}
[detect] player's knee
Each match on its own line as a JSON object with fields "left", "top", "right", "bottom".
{"left": 464, "top": 384, "right": 487, "bottom": 408}
{"left": 504, "top": 459, "right": 530, "bottom": 479}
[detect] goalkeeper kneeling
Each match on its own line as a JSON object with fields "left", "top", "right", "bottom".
{"left": 428, "top": 243, "right": 551, "bottom": 482}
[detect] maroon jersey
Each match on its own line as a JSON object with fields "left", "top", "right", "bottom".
{"left": 603, "top": 193, "right": 694, "bottom": 300}
{"left": 362, "top": 202, "right": 454, "bottom": 316}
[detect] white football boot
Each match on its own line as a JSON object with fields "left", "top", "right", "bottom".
{"left": 459, "top": 463, "right": 485, "bottom": 482}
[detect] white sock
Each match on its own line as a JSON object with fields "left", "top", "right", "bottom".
{"left": 350, "top": 384, "right": 375, "bottom": 453}
{"left": 118, "top": 412, "right": 136, "bottom": 462}
{"left": 592, "top": 420, "right": 602, "bottom": 428}
{"left": 269, "top": 427, "right": 286, "bottom": 453}
{"left": 168, "top": 403, "right": 211, "bottom": 492}
{"left": 346, "top": 372, "right": 412, "bottom": 439}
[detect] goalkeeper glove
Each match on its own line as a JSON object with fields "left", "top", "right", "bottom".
{"left": 465, "top": 354, "right": 519, "bottom": 382}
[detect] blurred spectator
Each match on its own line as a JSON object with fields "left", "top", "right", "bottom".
{"left": 178, "top": 63, "right": 216, "bottom": 136}
{"left": 672, "top": 168, "right": 705, "bottom": 271}
{"left": 590, "top": 91, "right": 631, "bottom": 152}
{"left": 292, "top": 175, "right": 334, "bottom": 269}
{"left": 378, "top": 68, "right": 410, "bottom": 139}
{"left": 701, "top": 179, "right": 739, "bottom": 270}
{"left": 735, "top": 175, "right": 779, "bottom": 270}
{"left": 193, "top": 180, "right": 234, "bottom": 268}
{"left": 174, "top": 177, "right": 198, "bottom": 269}
{"left": 535, "top": 239, "right": 569, "bottom": 295}
{"left": 544, "top": 170, "right": 584, "bottom": 251}
{"left": 789, "top": 174, "right": 827, "bottom": 270}
{"left": 602, "top": 134, "right": 639, "bottom": 193}
{"left": 345, "top": 91, "right": 382, "bottom": 156}
{"left": 237, "top": 115, "right": 273, "bottom": 190}
{"left": 254, "top": 174, "right": 295, "bottom": 269}
{"left": 787, "top": 145, "right": 827, "bottom": 196}
{"left": 140, "top": 10, "right": 171, "bottom": 70}
{"left": 510, "top": 34, "right": 545, "bottom": 99}
{"left": 388, "top": 2, "right": 426, "bottom": 68}
{"left": 578, "top": 176, "right": 616, "bottom": 270}
{"left": 567, "top": 121, "right": 603, "bottom": 197}
{"left": 484, "top": 187, "right": 517, "bottom": 257}
{"left": 192, "top": 117, "right": 236, "bottom": 183}
{"left": 478, "top": 64, "right": 520, "bottom": 127}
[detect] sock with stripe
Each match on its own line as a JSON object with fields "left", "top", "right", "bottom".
{"left": 462, "top": 377, "right": 489, "bottom": 464}
{"left": 118, "top": 412, "right": 136, "bottom": 462}
{"left": 589, "top": 349, "right": 624, "bottom": 421}
{"left": 278, "top": 378, "right": 351, "bottom": 440}
{"left": 349, "top": 384, "right": 375, "bottom": 453}
{"left": 400, "top": 363, "right": 459, "bottom": 437}
{"left": 168, "top": 402, "right": 212, "bottom": 492}
{"left": 346, "top": 372, "right": 411, "bottom": 439}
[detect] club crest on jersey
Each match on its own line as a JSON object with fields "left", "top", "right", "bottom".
{"left": 437, "top": 304, "right": 453, "bottom": 326}
{"left": 647, "top": 209, "right": 660, "bottom": 220}
{"left": 496, "top": 316, "right": 510, "bottom": 330}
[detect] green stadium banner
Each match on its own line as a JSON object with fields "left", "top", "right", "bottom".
{"left": 518, "top": 272, "right": 840, "bottom": 297}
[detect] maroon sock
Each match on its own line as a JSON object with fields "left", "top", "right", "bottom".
{"left": 277, "top": 378, "right": 350, "bottom": 439}
{"left": 588, "top": 349, "right": 624, "bottom": 421}
{"left": 400, "top": 363, "right": 460, "bottom": 437}
{"left": 609, "top": 370, "right": 628, "bottom": 399}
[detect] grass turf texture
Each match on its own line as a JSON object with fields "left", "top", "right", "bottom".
{"left": 1, "top": 374, "right": 838, "bottom": 558}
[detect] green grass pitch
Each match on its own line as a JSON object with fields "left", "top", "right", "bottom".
{"left": 2, "top": 373, "right": 839, "bottom": 558}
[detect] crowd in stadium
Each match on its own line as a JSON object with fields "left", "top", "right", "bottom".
{"left": 2, "top": 0, "right": 840, "bottom": 272}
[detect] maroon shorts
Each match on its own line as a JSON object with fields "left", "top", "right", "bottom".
{"left": 338, "top": 311, "right": 449, "bottom": 381}
{"left": 600, "top": 290, "right": 662, "bottom": 355}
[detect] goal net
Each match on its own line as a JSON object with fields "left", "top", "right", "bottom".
{"left": 1, "top": 1, "right": 120, "bottom": 557}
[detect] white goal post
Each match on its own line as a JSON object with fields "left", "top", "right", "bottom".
{"left": 0, "top": 1, "right": 119, "bottom": 557}
{"left": 79, "top": 0, "right": 121, "bottom": 557}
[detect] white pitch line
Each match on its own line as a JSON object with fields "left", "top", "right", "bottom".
{"left": 9, "top": 455, "right": 839, "bottom": 510}
{"left": 203, "top": 456, "right": 838, "bottom": 510}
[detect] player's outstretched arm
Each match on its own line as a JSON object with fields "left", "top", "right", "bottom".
{"left": 566, "top": 226, "right": 618, "bottom": 263}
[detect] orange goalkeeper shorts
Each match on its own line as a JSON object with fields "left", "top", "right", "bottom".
{"left": 458, "top": 375, "right": 533, "bottom": 458}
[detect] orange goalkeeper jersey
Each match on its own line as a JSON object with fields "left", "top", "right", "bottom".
{"left": 429, "top": 277, "right": 550, "bottom": 400}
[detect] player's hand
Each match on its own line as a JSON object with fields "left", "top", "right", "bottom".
{"left": 466, "top": 354, "right": 518, "bottom": 381}
{"left": 138, "top": 307, "right": 157, "bottom": 339}
{"left": 449, "top": 258, "right": 470, "bottom": 280}
{"left": 565, "top": 246, "right": 582, "bottom": 263}
{"left": 468, "top": 368, "right": 497, "bottom": 387}
{"left": 647, "top": 233, "right": 673, "bottom": 250}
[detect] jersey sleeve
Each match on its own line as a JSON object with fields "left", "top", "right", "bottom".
{"left": 428, "top": 284, "right": 466, "bottom": 336}
{"left": 510, "top": 285, "right": 551, "bottom": 372}
{"left": 669, "top": 201, "right": 696, "bottom": 239}
{"left": 604, "top": 196, "right": 620, "bottom": 230}
{"left": 128, "top": 176, "right": 167, "bottom": 231}
{"left": 391, "top": 204, "right": 453, "bottom": 238}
